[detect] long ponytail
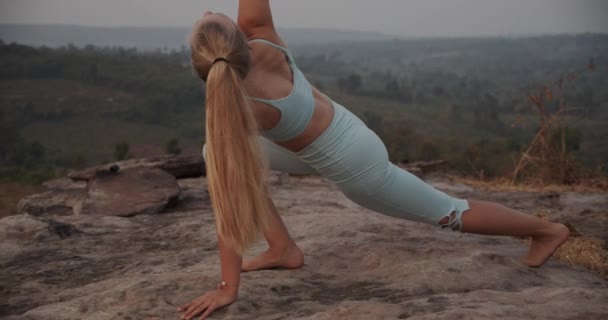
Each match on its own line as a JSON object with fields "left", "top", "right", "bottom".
{"left": 190, "top": 20, "right": 270, "bottom": 255}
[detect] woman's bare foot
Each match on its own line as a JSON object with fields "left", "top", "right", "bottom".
{"left": 520, "top": 222, "right": 570, "bottom": 267}
{"left": 241, "top": 242, "right": 304, "bottom": 272}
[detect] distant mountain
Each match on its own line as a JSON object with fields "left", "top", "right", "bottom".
{"left": 0, "top": 24, "right": 397, "bottom": 50}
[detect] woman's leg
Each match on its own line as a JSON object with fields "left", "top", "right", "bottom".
{"left": 339, "top": 163, "right": 569, "bottom": 268}
{"left": 455, "top": 199, "right": 570, "bottom": 267}
{"left": 239, "top": 184, "right": 305, "bottom": 272}
{"left": 292, "top": 120, "right": 569, "bottom": 268}
{"left": 202, "top": 138, "right": 317, "bottom": 271}
{"left": 247, "top": 137, "right": 325, "bottom": 270}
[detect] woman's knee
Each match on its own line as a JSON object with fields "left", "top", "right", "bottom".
{"left": 437, "top": 198, "right": 471, "bottom": 232}
{"left": 438, "top": 210, "right": 463, "bottom": 231}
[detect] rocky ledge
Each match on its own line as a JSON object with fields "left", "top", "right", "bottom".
{"left": 1, "top": 155, "right": 606, "bottom": 319}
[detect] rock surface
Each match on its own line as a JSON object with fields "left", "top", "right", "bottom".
{"left": 1, "top": 173, "right": 607, "bottom": 320}
{"left": 16, "top": 188, "right": 85, "bottom": 217}
{"left": 15, "top": 178, "right": 87, "bottom": 216}
{"left": 67, "top": 154, "right": 205, "bottom": 181}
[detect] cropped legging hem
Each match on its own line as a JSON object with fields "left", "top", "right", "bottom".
{"left": 202, "top": 99, "right": 471, "bottom": 231}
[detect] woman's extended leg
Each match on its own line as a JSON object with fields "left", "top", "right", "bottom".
{"left": 283, "top": 108, "right": 569, "bottom": 267}
{"left": 203, "top": 137, "right": 319, "bottom": 271}
{"left": 454, "top": 199, "right": 570, "bottom": 267}
{"left": 330, "top": 141, "right": 569, "bottom": 267}
{"left": 336, "top": 160, "right": 569, "bottom": 268}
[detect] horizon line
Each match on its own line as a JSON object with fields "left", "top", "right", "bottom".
{"left": 1, "top": 22, "right": 607, "bottom": 40}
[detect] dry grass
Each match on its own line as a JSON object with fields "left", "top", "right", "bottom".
{"left": 448, "top": 174, "right": 608, "bottom": 193}
{"left": 554, "top": 235, "right": 608, "bottom": 278}
{"left": 533, "top": 209, "right": 608, "bottom": 278}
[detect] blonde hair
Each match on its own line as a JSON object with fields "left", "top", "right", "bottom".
{"left": 190, "top": 19, "right": 270, "bottom": 255}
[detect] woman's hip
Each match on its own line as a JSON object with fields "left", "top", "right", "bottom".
{"left": 291, "top": 104, "right": 389, "bottom": 192}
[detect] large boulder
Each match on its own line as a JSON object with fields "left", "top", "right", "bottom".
{"left": 73, "top": 166, "right": 180, "bottom": 217}
{"left": 17, "top": 155, "right": 200, "bottom": 217}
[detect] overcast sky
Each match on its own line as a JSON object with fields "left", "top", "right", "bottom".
{"left": 0, "top": 0, "right": 606, "bottom": 37}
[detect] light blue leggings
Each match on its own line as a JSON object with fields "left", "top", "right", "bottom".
{"left": 203, "top": 99, "right": 470, "bottom": 231}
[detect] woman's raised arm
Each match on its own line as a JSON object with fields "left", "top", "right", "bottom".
{"left": 237, "top": 0, "right": 276, "bottom": 38}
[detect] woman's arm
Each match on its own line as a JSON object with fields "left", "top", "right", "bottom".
{"left": 237, "top": 0, "right": 284, "bottom": 44}
{"left": 217, "top": 234, "right": 243, "bottom": 294}
{"left": 237, "top": 0, "right": 274, "bottom": 35}
{"left": 177, "top": 231, "right": 242, "bottom": 320}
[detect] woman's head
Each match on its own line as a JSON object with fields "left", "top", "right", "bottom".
{"left": 190, "top": 12, "right": 250, "bottom": 82}
{"left": 189, "top": 12, "right": 270, "bottom": 255}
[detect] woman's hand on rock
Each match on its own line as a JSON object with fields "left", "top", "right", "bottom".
{"left": 177, "top": 288, "right": 238, "bottom": 320}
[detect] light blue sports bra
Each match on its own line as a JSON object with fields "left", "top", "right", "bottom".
{"left": 247, "top": 39, "right": 315, "bottom": 141}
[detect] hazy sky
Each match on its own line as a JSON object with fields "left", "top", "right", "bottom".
{"left": 0, "top": 0, "right": 606, "bottom": 37}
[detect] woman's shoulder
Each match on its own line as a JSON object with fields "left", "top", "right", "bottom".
{"left": 245, "top": 28, "right": 289, "bottom": 49}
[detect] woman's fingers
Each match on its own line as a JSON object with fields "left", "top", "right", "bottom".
{"left": 177, "top": 289, "right": 235, "bottom": 320}
{"left": 198, "top": 303, "right": 217, "bottom": 320}
{"left": 183, "top": 300, "right": 212, "bottom": 320}
{"left": 177, "top": 301, "right": 192, "bottom": 312}
{"left": 181, "top": 296, "right": 208, "bottom": 319}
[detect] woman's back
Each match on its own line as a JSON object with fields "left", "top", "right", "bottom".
{"left": 245, "top": 39, "right": 316, "bottom": 142}
{"left": 243, "top": 37, "right": 336, "bottom": 153}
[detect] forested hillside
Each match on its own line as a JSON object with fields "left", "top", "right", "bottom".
{"left": 1, "top": 34, "right": 606, "bottom": 185}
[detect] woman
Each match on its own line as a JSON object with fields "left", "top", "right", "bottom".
{"left": 178, "top": 1, "right": 570, "bottom": 319}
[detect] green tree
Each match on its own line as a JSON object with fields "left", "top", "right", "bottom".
{"left": 472, "top": 93, "right": 502, "bottom": 131}
{"left": 24, "top": 141, "right": 46, "bottom": 169}
{"left": 385, "top": 78, "right": 400, "bottom": 94}
{"left": 418, "top": 141, "right": 440, "bottom": 161}
{"left": 114, "top": 141, "right": 130, "bottom": 161}
{"left": 166, "top": 138, "right": 182, "bottom": 155}
{"left": 338, "top": 73, "right": 362, "bottom": 93}
{"left": 363, "top": 111, "right": 384, "bottom": 137}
